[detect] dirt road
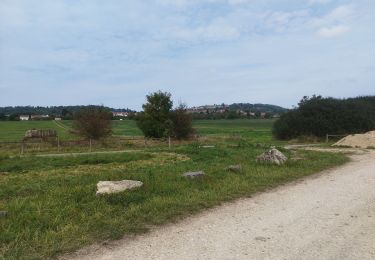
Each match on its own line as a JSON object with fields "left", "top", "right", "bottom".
{"left": 70, "top": 150, "right": 375, "bottom": 260}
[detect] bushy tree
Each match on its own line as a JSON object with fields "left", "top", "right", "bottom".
{"left": 137, "top": 92, "right": 195, "bottom": 139}
{"left": 170, "top": 103, "right": 194, "bottom": 139}
{"left": 72, "top": 107, "right": 112, "bottom": 140}
{"left": 136, "top": 91, "right": 173, "bottom": 138}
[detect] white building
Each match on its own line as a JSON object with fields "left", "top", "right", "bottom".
{"left": 19, "top": 115, "right": 30, "bottom": 121}
{"left": 112, "top": 112, "right": 128, "bottom": 117}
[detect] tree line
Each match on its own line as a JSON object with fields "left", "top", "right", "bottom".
{"left": 273, "top": 95, "right": 375, "bottom": 140}
{"left": 0, "top": 106, "right": 135, "bottom": 121}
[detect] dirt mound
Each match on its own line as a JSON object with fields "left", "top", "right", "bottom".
{"left": 333, "top": 131, "right": 375, "bottom": 148}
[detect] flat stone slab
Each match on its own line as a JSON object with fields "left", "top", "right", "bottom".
{"left": 182, "top": 171, "right": 205, "bottom": 178}
{"left": 96, "top": 180, "right": 143, "bottom": 195}
{"left": 226, "top": 165, "right": 242, "bottom": 172}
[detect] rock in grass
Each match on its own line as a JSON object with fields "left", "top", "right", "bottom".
{"left": 201, "top": 145, "right": 215, "bottom": 148}
{"left": 226, "top": 165, "right": 242, "bottom": 172}
{"left": 256, "top": 148, "right": 287, "bottom": 165}
{"left": 96, "top": 180, "right": 143, "bottom": 195}
{"left": 0, "top": 211, "right": 8, "bottom": 217}
{"left": 183, "top": 171, "right": 205, "bottom": 178}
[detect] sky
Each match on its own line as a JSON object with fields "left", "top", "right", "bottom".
{"left": 0, "top": 0, "right": 374, "bottom": 110}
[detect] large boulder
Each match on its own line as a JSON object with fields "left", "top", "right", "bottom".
{"left": 96, "top": 180, "right": 143, "bottom": 195}
{"left": 256, "top": 148, "right": 287, "bottom": 165}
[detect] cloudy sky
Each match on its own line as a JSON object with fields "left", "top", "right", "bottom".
{"left": 0, "top": 0, "right": 374, "bottom": 109}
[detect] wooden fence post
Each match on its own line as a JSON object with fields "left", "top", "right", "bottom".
{"left": 21, "top": 141, "right": 24, "bottom": 155}
{"left": 168, "top": 136, "right": 171, "bottom": 149}
{"left": 89, "top": 139, "right": 92, "bottom": 152}
{"left": 57, "top": 136, "right": 60, "bottom": 152}
{"left": 326, "top": 134, "right": 329, "bottom": 143}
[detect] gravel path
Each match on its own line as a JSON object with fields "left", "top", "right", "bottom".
{"left": 69, "top": 150, "right": 375, "bottom": 260}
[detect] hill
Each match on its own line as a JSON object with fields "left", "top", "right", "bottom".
{"left": 228, "top": 103, "right": 288, "bottom": 114}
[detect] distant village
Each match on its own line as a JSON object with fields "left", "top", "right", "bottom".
{"left": 185, "top": 104, "right": 279, "bottom": 118}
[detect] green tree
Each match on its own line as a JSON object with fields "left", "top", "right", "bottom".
{"left": 136, "top": 91, "right": 173, "bottom": 138}
{"left": 0, "top": 113, "right": 6, "bottom": 121}
{"left": 72, "top": 107, "right": 112, "bottom": 140}
{"left": 171, "top": 103, "right": 194, "bottom": 139}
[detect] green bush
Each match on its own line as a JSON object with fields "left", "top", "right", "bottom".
{"left": 136, "top": 92, "right": 194, "bottom": 139}
{"left": 273, "top": 95, "right": 375, "bottom": 140}
{"left": 136, "top": 91, "right": 173, "bottom": 138}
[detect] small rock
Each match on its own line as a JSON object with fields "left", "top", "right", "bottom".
{"left": 183, "top": 171, "right": 205, "bottom": 178}
{"left": 0, "top": 211, "right": 8, "bottom": 217}
{"left": 226, "top": 165, "right": 242, "bottom": 172}
{"left": 201, "top": 145, "right": 215, "bottom": 148}
{"left": 255, "top": 236, "right": 268, "bottom": 242}
{"left": 96, "top": 180, "right": 143, "bottom": 195}
{"left": 256, "top": 148, "right": 287, "bottom": 165}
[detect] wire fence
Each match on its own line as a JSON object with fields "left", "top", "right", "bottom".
{"left": 0, "top": 135, "right": 206, "bottom": 155}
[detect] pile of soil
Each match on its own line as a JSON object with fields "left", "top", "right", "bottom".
{"left": 333, "top": 131, "right": 375, "bottom": 148}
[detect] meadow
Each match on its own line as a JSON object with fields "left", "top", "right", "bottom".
{"left": 0, "top": 119, "right": 275, "bottom": 141}
{"left": 0, "top": 119, "right": 277, "bottom": 156}
{"left": 0, "top": 119, "right": 348, "bottom": 259}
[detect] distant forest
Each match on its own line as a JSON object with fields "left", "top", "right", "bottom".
{"left": 0, "top": 106, "right": 134, "bottom": 120}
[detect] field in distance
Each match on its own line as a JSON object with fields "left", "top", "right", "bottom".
{"left": 0, "top": 119, "right": 275, "bottom": 142}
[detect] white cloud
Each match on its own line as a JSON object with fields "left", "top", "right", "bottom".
{"left": 329, "top": 5, "right": 354, "bottom": 20}
{"left": 227, "top": 0, "right": 251, "bottom": 5}
{"left": 173, "top": 23, "right": 240, "bottom": 42}
{"left": 309, "top": 0, "right": 332, "bottom": 4}
{"left": 0, "top": 0, "right": 28, "bottom": 27}
{"left": 317, "top": 25, "right": 350, "bottom": 37}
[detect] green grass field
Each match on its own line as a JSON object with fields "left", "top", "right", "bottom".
{"left": 0, "top": 121, "right": 75, "bottom": 141}
{"left": 0, "top": 119, "right": 275, "bottom": 143}
{"left": 0, "top": 119, "right": 348, "bottom": 259}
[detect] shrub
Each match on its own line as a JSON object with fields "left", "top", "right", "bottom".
{"left": 273, "top": 95, "right": 375, "bottom": 140}
{"left": 72, "top": 107, "right": 112, "bottom": 140}
{"left": 170, "top": 104, "right": 195, "bottom": 139}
